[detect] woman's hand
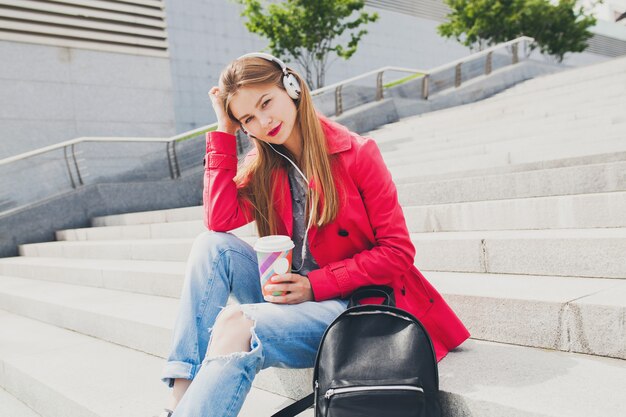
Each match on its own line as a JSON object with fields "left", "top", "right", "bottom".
{"left": 208, "top": 86, "right": 240, "bottom": 135}
{"left": 264, "top": 273, "right": 315, "bottom": 304}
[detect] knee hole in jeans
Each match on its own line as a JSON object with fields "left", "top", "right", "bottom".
{"left": 206, "top": 305, "right": 255, "bottom": 359}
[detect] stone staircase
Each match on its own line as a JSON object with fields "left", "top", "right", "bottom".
{"left": 1, "top": 55, "right": 626, "bottom": 416}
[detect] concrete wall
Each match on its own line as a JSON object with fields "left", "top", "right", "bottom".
{"left": 163, "top": 0, "right": 267, "bottom": 133}
{"left": 0, "top": 41, "right": 176, "bottom": 159}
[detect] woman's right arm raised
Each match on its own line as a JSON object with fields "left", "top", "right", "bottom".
{"left": 208, "top": 87, "right": 239, "bottom": 136}
{"left": 203, "top": 87, "right": 255, "bottom": 231}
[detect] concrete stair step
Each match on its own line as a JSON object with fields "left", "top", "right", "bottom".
{"left": 411, "top": 228, "right": 626, "bottom": 279}
{"left": 380, "top": 114, "right": 624, "bottom": 160}
{"left": 485, "top": 81, "right": 625, "bottom": 108}
{"left": 57, "top": 220, "right": 204, "bottom": 241}
{"left": 83, "top": 158, "right": 626, "bottom": 220}
{"left": 377, "top": 97, "right": 624, "bottom": 139}
{"left": 18, "top": 238, "right": 197, "bottom": 262}
{"left": 1, "top": 266, "right": 624, "bottom": 359}
{"left": 56, "top": 220, "right": 255, "bottom": 242}
{"left": 426, "top": 271, "right": 626, "bottom": 360}
{"left": 485, "top": 87, "right": 626, "bottom": 116}
{"left": 394, "top": 150, "right": 626, "bottom": 184}
{"left": 371, "top": 82, "right": 625, "bottom": 137}
{"left": 432, "top": 85, "right": 624, "bottom": 123}
{"left": 437, "top": 339, "right": 626, "bottom": 417}
{"left": 0, "top": 310, "right": 293, "bottom": 417}
{"left": 385, "top": 115, "right": 626, "bottom": 154}
{"left": 387, "top": 152, "right": 520, "bottom": 181}
{"left": 1, "top": 291, "right": 626, "bottom": 417}
{"left": 388, "top": 138, "right": 626, "bottom": 180}
{"left": 377, "top": 107, "right": 615, "bottom": 145}
{"left": 91, "top": 206, "right": 203, "bottom": 227}
{"left": 59, "top": 189, "right": 626, "bottom": 239}
{"left": 17, "top": 228, "right": 626, "bottom": 278}
{"left": 0, "top": 275, "right": 177, "bottom": 358}
{"left": 383, "top": 128, "right": 624, "bottom": 169}
{"left": 0, "top": 257, "right": 185, "bottom": 298}
{"left": 370, "top": 92, "right": 625, "bottom": 146}
{"left": 0, "top": 387, "right": 42, "bottom": 417}
{"left": 397, "top": 159, "right": 626, "bottom": 205}
{"left": 404, "top": 191, "right": 626, "bottom": 232}
{"left": 484, "top": 62, "right": 626, "bottom": 101}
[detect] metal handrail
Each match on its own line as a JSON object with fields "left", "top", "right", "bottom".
{"left": 310, "top": 36, "right": 534, "bottom": 113}
{"left": 311, "top": 36, "right": 533, "bottom": 96}
{"left": 0, "top": 135, "right": 200, "bottom": 185}
{"left": 312, "top": 66, "right": 428, "bottom": 115}
{"left": 424, "top": 36, "right": 533, "bottom": 76}
{"left": 0, "top": 36, "right": 535, "bottom": 186}
{"left": 311, "top": 66, "right": 428, "bottom": 96}
{"left": 0, "top": 137, "right": 171, "bottom": 167}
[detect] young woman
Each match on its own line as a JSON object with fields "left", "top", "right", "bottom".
{"left": 157, "top": 53, "right": 470, "bottom": 417}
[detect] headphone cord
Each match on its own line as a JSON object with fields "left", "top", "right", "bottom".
{"left": 269, "top": 144, "right": 313, "bottom": 273}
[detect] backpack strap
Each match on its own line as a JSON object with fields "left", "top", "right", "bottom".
{"left": 270, "top": 393, "right": 314, "bottom": 417}
{"left": 347, "top": 285, "right": 396, "bottom": 308}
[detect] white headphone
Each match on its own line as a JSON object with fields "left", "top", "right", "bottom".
{"left": 237, "top": 52, "right": 302, "bottom": 100}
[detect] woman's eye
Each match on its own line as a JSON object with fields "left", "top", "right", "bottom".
{"left": 262, "top": 99, "right": 271, "bottom": 108}
{"left": 245, "top": 116, "right": 253, "bottom": 124}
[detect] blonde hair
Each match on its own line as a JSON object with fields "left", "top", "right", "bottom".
{"left": 217, "top": 56, "right": 340, "bottom": 237}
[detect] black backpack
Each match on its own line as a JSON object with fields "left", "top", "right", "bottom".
{"left": 273, "top": 286, "right": 441, "bottom": 417}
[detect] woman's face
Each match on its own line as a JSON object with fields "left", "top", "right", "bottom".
{"left": 229, "top": 83, "right": 299, "bottom": 146}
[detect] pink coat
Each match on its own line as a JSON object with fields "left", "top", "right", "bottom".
{"left": 204, "top": 115, "right": 470, "bottom": 361}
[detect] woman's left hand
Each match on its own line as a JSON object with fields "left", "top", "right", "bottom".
{"left": 264, "top": 273, "right": 314, "bottom": 304}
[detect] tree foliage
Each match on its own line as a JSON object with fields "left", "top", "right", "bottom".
{"left": 234, "top": 0, "right": 379, "bottom": 88}
{"left": 437, "top": 0, "right": 597, "bottom": 62}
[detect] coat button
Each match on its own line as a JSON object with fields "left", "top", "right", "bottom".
{"left": 338, "top": 229, "right": 349, "bottom": 237}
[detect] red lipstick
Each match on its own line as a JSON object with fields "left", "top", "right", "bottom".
{"left": 268, "top": 123, "right": 282, "bottom": 137}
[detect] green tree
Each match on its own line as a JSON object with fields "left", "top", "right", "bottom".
{"left": 234, "top": 0, "right": 379, "bottom": 89}
{"left": 437, "top": 0, "right": 597, "bottom": 62}
{"left": 437, "top": 0, "right": 527, "bottom": 51}
{"left": 522, "top": 0, "right": 597, "bottom": 62}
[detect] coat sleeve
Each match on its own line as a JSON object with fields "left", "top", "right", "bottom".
{"left": 203, "top": 131, "right": 255, "bottom": 231}
{"left": 307, "top": 137, "right": 416, "bottom": 300}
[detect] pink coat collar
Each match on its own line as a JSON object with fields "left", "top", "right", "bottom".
{"left": 318, "top": 114, "right": 353, "bottom": 154}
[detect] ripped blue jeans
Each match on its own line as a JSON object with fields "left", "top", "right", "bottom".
{"left": 161, "top": 231, "right": 348, "bottom": 417}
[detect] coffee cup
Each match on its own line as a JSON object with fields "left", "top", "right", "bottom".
{"left": 253, "top": 235, "right": 295, "bottom": 297}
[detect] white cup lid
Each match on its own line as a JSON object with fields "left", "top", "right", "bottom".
{"left": 254, "top": 235, "right": 294, "bottom": 252}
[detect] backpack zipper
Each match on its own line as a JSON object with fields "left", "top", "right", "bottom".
{"left": 347, "top": 310, "right": 414, "bottom": 322}
{"left": 324, "top": 384, "right": 424, "bottom": 399}
{"left": 314, "top": 380, "right": 319, "bottom": 409}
